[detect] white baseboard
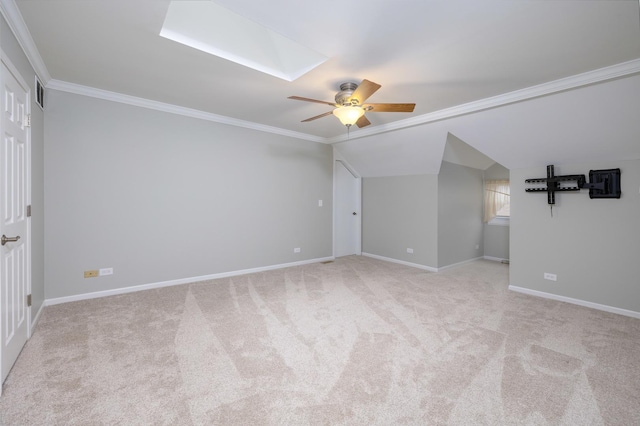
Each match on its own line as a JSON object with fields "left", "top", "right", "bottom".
{"left": 484, "top": 256, "right": 509, "bottom": 263}
{"left": 361, "top": 253, "right": 486, "bottom": 272}
{"left": 361, "top": 252, "right": 438, "bottom": 272}
{"left": 45, "top": 256, "right": 335, "bottom": 306}
{"left": 29, "top": 302, "right": 45, "bottom": 336}
{"left": 438, "top": 256, "right": 484, "bottom": 271}
{"left": 508, "top": 285, "right": 640, "bottom": 319}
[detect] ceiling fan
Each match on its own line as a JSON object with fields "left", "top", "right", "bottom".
{"left": 288, "top": 79, "right": 415, "bottom": 128}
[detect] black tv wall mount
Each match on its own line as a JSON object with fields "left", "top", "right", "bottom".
{"left": 525, "top": 165, "right": 621, "bottom": 212}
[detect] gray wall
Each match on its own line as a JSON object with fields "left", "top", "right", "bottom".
{"left": 44, "top": 90, "right": 333, "bottom": 299}
{"left": 362, "top": 175, "right": 438, "bottom": 267}
{"left": 511, "top": 160, "right": 640, "bottom": 312}
{"left": 483, "top": 162, "right": 510, "bottom": 260}
{"left": 362, "top": 164, "right": 485, "bottom": 270}
{"left": 484, "top": 226, "right": 509, "bottom": 260}
{"left": 1, "top": 15, "right": 45, "bottom": 319}
{"left": 437, "top": 161, "right": 484, "bottom": 267}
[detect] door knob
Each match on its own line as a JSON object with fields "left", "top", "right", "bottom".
{"left": 1, "top": 235, "right": 20, "bottom": 246}
{"left": 353, "top": 212, "right": 357, "bottom": 215}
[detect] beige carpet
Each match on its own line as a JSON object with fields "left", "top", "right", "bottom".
{"left": 1, "top": 256, "right": 639, "bottom": 425}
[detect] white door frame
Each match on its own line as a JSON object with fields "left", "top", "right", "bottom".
{"left": 0, "top": 51, "right": 32, "bottom": 392}
{"left": 333, "top": 148, "right": 361, "bottom": 257}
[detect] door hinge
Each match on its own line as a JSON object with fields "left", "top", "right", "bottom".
{"left": 27, "top": 294, "right": 32, "bottom": 307}
{"left": 26, "top": 204, "right": 32, "bottom": 217}
{"left": 24, "top": 114, "right": 31, "bottom": 128}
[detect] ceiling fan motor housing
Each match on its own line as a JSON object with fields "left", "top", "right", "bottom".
{"left": 335, "top": 82, "right": 359, "bottom": 106}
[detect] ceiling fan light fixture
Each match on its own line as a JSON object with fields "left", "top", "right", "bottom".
{"left": 333, "top": 106, "right": 365, "bottom": 126}
{"left": 289, "top": 79, "right": 414, "bottom": 129}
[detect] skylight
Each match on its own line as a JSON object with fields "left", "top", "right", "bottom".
{"left": 160, "top": 1, "right": 327, "bottom": 82}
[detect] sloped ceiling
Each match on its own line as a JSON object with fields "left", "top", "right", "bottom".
{"left": 442, "top": 134, "right": 496, "bottom": 171}
{"left": 6, "top": 0, "right": 640, "bottom": 176}
{"left": 336, "top": 72, "right": 640, "bottom": 176}
{"left": 446, "top": 72, "right": 640, "bottom": 170}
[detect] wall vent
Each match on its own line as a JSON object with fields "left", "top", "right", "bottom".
{"left": 35, "top": 76, "right": 44, "bottom": 109}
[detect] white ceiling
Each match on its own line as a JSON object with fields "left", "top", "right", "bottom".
{"left": 9, "top": 0, "right": 640, "bottom": 175}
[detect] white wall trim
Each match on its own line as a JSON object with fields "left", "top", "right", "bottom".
{"left": 45, "top": 256, "right": 334, "bottom": 306}
{"left": 363, "top": 253, "right": 497, "bottom": 273}
{"left": 2, "top": 0, "right": 640, "bottom": 145}
{"left": 484, "top": 256, "right": 509, "bottom": 263}
{"left": 487, "top": 217, "right": 510, "bottom": 226}
{"left": 335, "top": 159, "right": 359, "bottom": 179}
{"left": 48, "top": 57, "right": 640, "bottom": 146}
{"left": 46, "top": 80, "right": 325, "bottom": 144}
{"left": 437, "top": 256, "right": 484, "bottom": 271}
{"left": 0, "top": 0, "right": 51, "bottom": 83}
{"left": 509, "top": 285, "right": 640, "bottom": 320}
{"left": 362, "top": 252, "right": 438, "bottom": 272}
{"left": 30, "top": 302, "right": 44, "bottom": 335}
{"left": 325, "top": 58, "right": 640, "bottom": 144}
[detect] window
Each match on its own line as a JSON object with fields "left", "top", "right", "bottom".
{"left": 484, "top": 180, "right": 510, "bottom": 225}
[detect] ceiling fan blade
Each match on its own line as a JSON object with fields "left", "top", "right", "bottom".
{"left": 363, "top": 103, "right": 415, "bottom": 113}
{"left": 288, "top": 96, "right": 336, "bottom": 107}
{"left": 349, "top": 79, "right": 381, "bottom": 104}
{"left": 355, "top": 115, "right": 371, "bottom": 128}
{"left": 301, "top": 111, "right": 334, "bottom": 122}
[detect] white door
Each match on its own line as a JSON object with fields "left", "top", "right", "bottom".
{"left": 334, "top": 160, "right": 361, "bottom": 257}
{"left": 1, "top": 59, "right": 30, "bottom": 384}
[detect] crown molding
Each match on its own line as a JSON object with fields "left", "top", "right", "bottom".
{"left": 0, "top": 0, "right": 51, "bottom": 83}
{"left": 327, "top": 58, "right": 640, "bottom": 144}
{"left": 49, "top": 56, "right": 640, "bottom": 145}
{"left": 2, "top": 0, "right": 639, "bottom": 144}
{"left": 47, "top": 80, "right": 325, "bottom": 143}
{"left": 7, "top": 0, "right": 638, "bottom": 145}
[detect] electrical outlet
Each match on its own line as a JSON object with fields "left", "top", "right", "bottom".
{"left": 475, "top": 244, "right": 480, "bottom": 250}
{"left": 407, "top": 248, "right": 414, "bottom": 254}
{"left": 294, "top": 248, "right": 301, "bottom": 253}
{"left": 84, "top": 270, "right": 99, "bottom": 278}
{"left": 99, "top": 268, "right": 113, "bottom": 276}
{"left": 318, "top": 200, "right": 323, "bottom": 207}
{"left": 544, "top": 272, "right": 557, "bottom": 281}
